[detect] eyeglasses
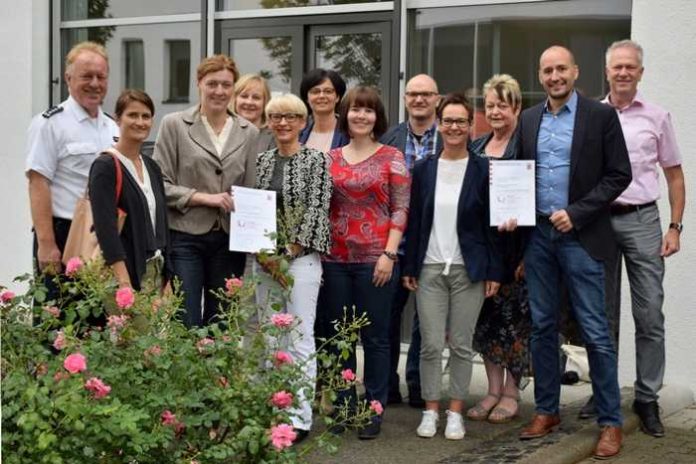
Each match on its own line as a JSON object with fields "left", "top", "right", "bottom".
{"left": 440, "top": 118, "right": 470, "bottom": 128}
{"left": 308, "top": 87, "right": 337, "bottom": 96}
{"left": 405, "top": 91, "right": 439, "bottom": 99}
{"left": 268, "top": 113, "right": 303, "bottom": 123}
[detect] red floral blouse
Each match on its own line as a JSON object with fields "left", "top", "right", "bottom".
{"left": 324, "top": 144, "right": 411, "bottom": 263}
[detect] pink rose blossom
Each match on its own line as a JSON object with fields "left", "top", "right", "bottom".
{"left": 1, "top": 290, "right": 16, "bottom": 304}
{"left": 144, "top": 345, "right": 162, "bottom": 357}
{"left": 107, "top": 314, "right": 130, "bottom": 334}
{"left": 271, "top": 313, "right": 294, "bottom": 328}
{"left": 53, "top": 330, "right": 66, "bottom": 351}
{"left": 63, "top": 353, "right": 87, "bottom": 374}
{"left": 64, "top": 257, "right": 84, "bottom": 277}
{"left": 271, "top": 390, "right": 294, "bottom": 409}
{"left": 270, "top": 423, "right": 297, "bottom": 450}
{"left": 273, "top": 351, "right": 293, "bottom": 366}
{"left": 341, "top": 368, "right": 356, "bottom": 382}
{"left": 224, "top": 277, "right": 243, "bottom": 296}
{"left": 196, "top": 337, "right": 215, "bottom": 353}
{"left": 369, "top": 400, "right": 384, "bottom": 415}
{"left": 161, "top": 410, "right": 177, "bottom": 426}
{"left": 44, "top": 305, "right": 60, "bottom": 317}
{"left": 115, "top": 287, "right": 135, "bottom": 310}
{"left": 84, "top": 377, "right": 111, "bottom": 399}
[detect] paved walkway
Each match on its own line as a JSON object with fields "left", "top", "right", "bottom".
{"left": 576, "top": 404, "right": 696, "bottom": 464}
{"left": 303, "top": 349, "right": 694, "bottom": 464}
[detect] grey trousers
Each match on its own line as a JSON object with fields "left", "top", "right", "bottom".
{"left": 416, "top": 264, "right": 485, "bottom": 401}
{"left": 605, "top": 204, "right": 666, "bottom": 402}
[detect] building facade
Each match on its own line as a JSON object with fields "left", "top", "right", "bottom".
{"left": 2, "top": 0, "right": 694, "bottom": 392}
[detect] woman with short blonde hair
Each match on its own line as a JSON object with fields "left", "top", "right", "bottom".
{"left": 232, "top": 74, "right": 275, "bottom": 153}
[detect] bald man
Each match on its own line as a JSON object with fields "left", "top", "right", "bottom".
{"left": 514, "top": 46, "right": 631, "bottom": 459}
{"left": 381, "top": 74, "right": 442, "bottom": 408}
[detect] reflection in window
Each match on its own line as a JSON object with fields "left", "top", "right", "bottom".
{"left": 61, "top": 22, "right": 200, "bottom": 139}
{"left": 217, "top": 0, "right": 382, "bottom": 11}
{"left": 314, "top": 33, "right": 381, "bottom": 89}
{"left": 229, "top": 38, "right": 292, "bottom": 93}
{"left": 166, "top": 41, "right": 191, "bottom": 103}
{"left": 124, "top": 40, "right": 145, "bottom": 90}
{"left": 61, "top": 0, "right": 199, "bottom": 21}
{"left": 408, "top": 0, "right": 631, "bottom": 137}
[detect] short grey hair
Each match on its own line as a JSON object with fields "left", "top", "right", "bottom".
{"left": 605, "top": 39, "right": 644, "bottom": 67}
{"left": 265, "top": 94, "right": 308, "bottom": 120}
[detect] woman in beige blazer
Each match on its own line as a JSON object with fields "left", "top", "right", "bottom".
{"left": 153, "top": 55, "right": 258, "bottom": 327}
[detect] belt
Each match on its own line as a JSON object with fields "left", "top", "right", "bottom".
{"left": 610, "top": 201, "right": 656, "bottom": 216}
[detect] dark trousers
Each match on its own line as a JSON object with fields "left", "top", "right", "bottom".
{"left": 322, "top": 261, "right": 397, "bottom": 414}
{"left": 170, "top": 229, "right": 246, "bottom": 327}
{"left": 388, "top": 264, "right": 422, "bottom": 398}
{"left": 32, "top": 217, "right": 72, "bottom": 304}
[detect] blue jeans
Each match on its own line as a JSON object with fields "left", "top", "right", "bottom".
{"left": 170, "top": 230, "right": 246, "bottom": 327}
{"left": 322, "top": 261, "right": 397, "bottom": 415}
{"left": 524, "top": 220, "right": 622, "bottom": 427}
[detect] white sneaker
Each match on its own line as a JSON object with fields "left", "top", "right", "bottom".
{"left": 444, "top": 410, "right": 466, "bottom": 440}
{"left": 416, "top": 410, "right": 439, "bottom": 438}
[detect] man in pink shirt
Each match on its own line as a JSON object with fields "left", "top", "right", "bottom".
{"left": 578, "top": 39, "right": 686, "bottom": 437}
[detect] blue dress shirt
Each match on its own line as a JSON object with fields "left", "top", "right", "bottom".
{"left": 536, "top": 91, "right": 577, "bottom": 216}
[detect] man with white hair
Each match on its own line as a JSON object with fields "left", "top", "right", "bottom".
{"left": 584, "top": 39, "right": 685, "bottom": 437}
{"left": 26, "top": 41, "right": 119, "bottom": 298}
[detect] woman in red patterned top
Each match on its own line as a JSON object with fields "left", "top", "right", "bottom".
{"left": 321, "top": 86, "right": 410, "bottom": 439}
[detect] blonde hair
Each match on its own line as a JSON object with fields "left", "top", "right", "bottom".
{"left": 196, "top": 54, "right": 239, "bottom": 83}
{"left": 232, "top": 74, "right": 272, "bottom": 125}
{"left": 65, "top": 41, "right": 108, "bottom": 74}
{"left": 482, "top": 74, "right": 522, "bottom": 111}
{"left": 265, "top": 94, "right": 308, "bottom": 120}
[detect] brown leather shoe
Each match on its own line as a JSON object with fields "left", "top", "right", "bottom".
{"left": 593, "top": 426, "right": 622, "bottom": 460}
{"left": 519, "top": 414, "right": 561, "bottom": 440}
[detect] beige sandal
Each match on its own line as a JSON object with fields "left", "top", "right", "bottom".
{"left": 466, "top": 394, "right": 500, "bottom": 421}
{"left": 487, "top": 395, "right": 519, "bottom": 424}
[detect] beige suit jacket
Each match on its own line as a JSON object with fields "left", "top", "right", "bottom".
{"left": 153, "top": 106, "right": 259, "bottom": 234}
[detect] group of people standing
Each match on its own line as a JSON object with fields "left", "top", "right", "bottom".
{"left": 26, "top": 37, "right": 684, "bottom": 460}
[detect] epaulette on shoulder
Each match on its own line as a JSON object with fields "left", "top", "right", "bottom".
{"left": 103, "top": 112, "right": 115, "bottom": 121}
{"left": 42, "top": 106, "right": 64, "bottom": 119}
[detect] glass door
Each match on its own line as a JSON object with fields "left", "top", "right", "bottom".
{"left": 309, "top": 21, "right": 392, "bottom": 107}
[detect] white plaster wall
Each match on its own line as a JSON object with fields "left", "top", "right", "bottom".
{"left": 0, "top": 1, "right": 48, "bottom": 291}
{"left": 620, "top": 0, "right": 696, "bottom": 392}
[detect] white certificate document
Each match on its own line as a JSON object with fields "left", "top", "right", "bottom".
{"left": 489, "top": 160, "right": 536, "bottom": 227}
{"left": 228, "top": 186, "right": 277, "bottom": 253}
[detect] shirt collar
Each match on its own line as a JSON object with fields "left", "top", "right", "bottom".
{"left": 407, "top": 120, "right": 437, "bottom": 138}
{"left": 66, "top": 95, "right": 106, "bottom": 125}
{"left": 602, "top": 91, "right": 645, "bottom": 110}
{"left": 543, "top": 90, "right": 578, "bottom": 115}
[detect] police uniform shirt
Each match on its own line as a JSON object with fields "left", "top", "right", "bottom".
{"left": 25, "top": 96, "right": 119, "bottom": 220}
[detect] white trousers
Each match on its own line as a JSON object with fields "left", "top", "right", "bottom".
{"left": 255, "top": 252, "right": 322, "bottom": 431}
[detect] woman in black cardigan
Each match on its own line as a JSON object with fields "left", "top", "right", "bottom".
{"left": 90, "top": 90, "right": 169, "bottom": 292}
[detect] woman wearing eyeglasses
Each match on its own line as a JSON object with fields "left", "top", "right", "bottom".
{"left": 254, "top": 93, "right": 332, "bottom": 443}
{"left": 403, "top": 92, "right": 502, "bottom": 440}
{"left": 299, "top": 68, "right": 350, "bottom": 152}
{"left": 153, "top": 55, "right": 258, "bottom": 327}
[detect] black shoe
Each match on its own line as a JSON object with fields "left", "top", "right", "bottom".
{"left": 408, "top": 388, "right": 425, "bottom": 409}
{"left": 358, "top": 420, "right": 381, "bottom": 440}
{"left": 387, "top": 390, "right": 403, "bottom": 405}
{"left": 578, "top": 395, "right": 596, "bottom": 420}
{"left": 294, "top": 429, "right": 310, "bottom": 445}
{"left": 633, "top": 400, "right": 665, "bottom": 438}
{"left": 327, "top": 413, "right": 347, "bottom": 435}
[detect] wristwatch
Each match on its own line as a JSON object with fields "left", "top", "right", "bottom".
{"left": 383, "top": 250, "right": 398, "bottom": 261}
{"left": 669, "top": 222, "right": 684, "bottom": 233}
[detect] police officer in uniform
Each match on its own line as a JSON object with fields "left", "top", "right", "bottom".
{"left": 26, "top": 41, "right": 118, "bottom": 299}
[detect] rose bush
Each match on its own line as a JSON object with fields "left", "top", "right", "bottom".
{"left": 1, "top": 259, "right": 374, "bottom": 463}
